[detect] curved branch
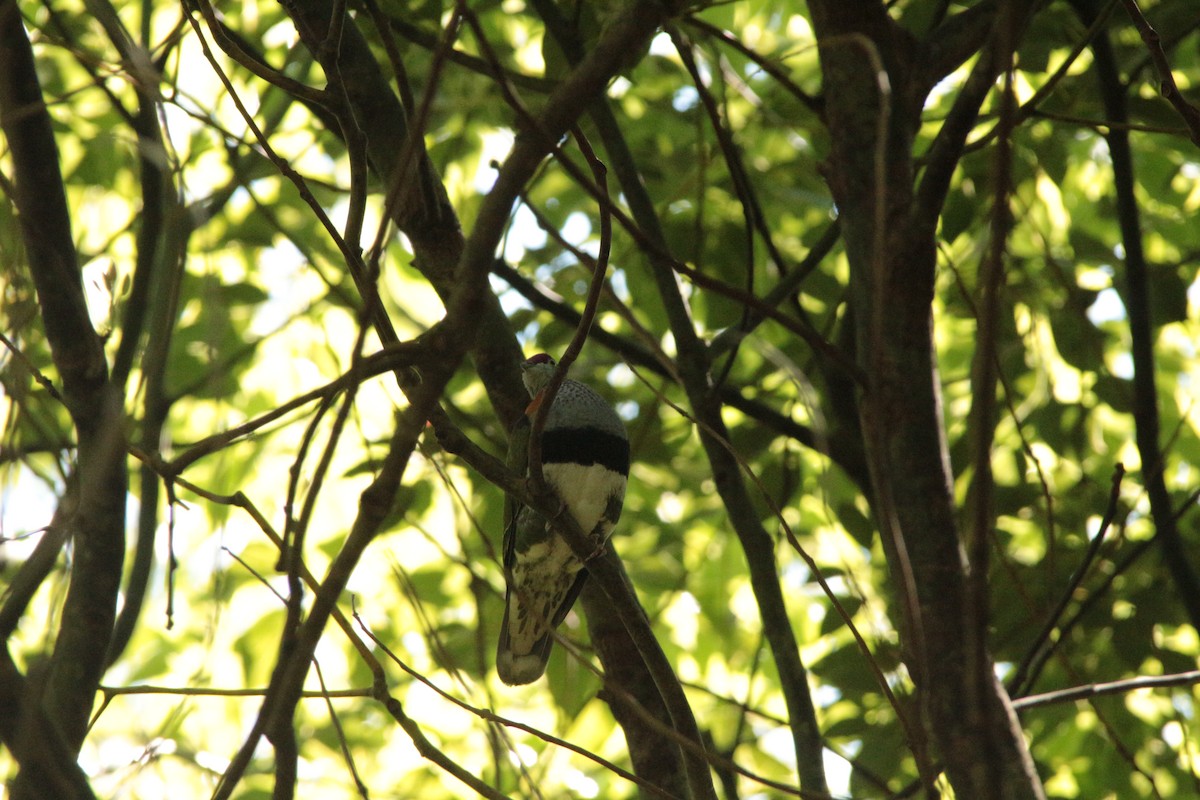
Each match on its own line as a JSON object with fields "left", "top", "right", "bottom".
{"left": 1013, "top": 668, "right": 1200, "bottom": 712}
{"left": 1117, "top": 0, "right": 1200, "bottom": 146}
{"left": 1083, "top": 1, "right": 1200, "bottom": 626}
{"left": 83, "top": 0, "right": 188, "bottom": 671}
{"left": 533, "top": 2, "right": 827, "bottom": 795}
{"left": 0, "top": 0, "right": 127, "bottom": 768}
{"left": 212, "top": 2, "right": 684, "bottom": 797}
{"left": 807, "top": 0, "right": 1044, "bottom": 796}
{"left": 683, "top": 14, "right": 822, "bottom": 115}
{"left": 0, "top": 648, "right": 97, "bottom": 800}
{"left": 440, "top": 407, "right": 718, "bottom": 800}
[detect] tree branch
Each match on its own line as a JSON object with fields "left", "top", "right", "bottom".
{"left": 1083, "top": 1, "right": 1200, "bottom": 627}
{"left": 521, "top": 125, "right": 612, "bottom": 484}
{"left": 210, "top": 2, "right": 684, "bottom": 796}
{"left": 1013, "top": 669, "right": 1200, "bottom": 712}
{"left": 564, "top": 29, "right": 821, "bottom": 800}
{"left": 0, "top": 0, "right": 127, "bottom": 770}
{"left": 1117, "top": 0, "right": 1200, "bottom": 146}
{"left": 807, "top": 0, "right": 1044, "bottom": 796}
{"left": 0, "top": 647, "right": 97, "bottom": 800}
{"left": 962, "top": 12, "right": 1019, "bottom": 794}
{"left": 1008, "top": 465, "right": 1126, "bottom": 697}
{"left": 532, "top": 4, "right": 829, "bottom": 792}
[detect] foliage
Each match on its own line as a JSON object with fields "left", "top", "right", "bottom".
{"left": 2, "top": 0, "right": 1200, "bottom": 798}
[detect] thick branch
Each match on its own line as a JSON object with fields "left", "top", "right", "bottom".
{"left": 1084, "top": 4, "right": 1200, "bottom": 626}
{"left": 0, "top": 648, "right": 96, "bottom": 800}
{"left": 0, "top": 0, "right": 127, "bottom": 769}
{"left": 279, "top": 0, "right": 529, "bottom": 425}
{"left": 0, "top": 8, "right": 101, "bottom": 407}
{"left": 90, "top": 0, "right": 190, "bottom": 669}
{"left": 532, "top": 3, "right": 827, "bottom": 794}
{"left": 963, "top": 18, "right": 1018, "bottom": 794}
{"left": 212, "top": 2, "right": 684, "bottom": 796}
{"left": 806, "top": 1, "right": 1044, "bottom": 797}
{"left": 440, "top": 414, "right": 716, "bottom": 800}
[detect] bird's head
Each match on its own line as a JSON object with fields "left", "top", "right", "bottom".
{"left": 521, "top": 353, "right": 557, "bottom": 397}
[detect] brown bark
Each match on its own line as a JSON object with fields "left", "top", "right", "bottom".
{"left": 806, "top": 1, "right": 1045, "bottom": 797}
{"left": 0, "top": 1, "right": 128, "bottom": 794}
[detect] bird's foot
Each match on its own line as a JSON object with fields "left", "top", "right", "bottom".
{"left": 550, "top": 499, "right": 570, "bottom": 523}
{"left": 584, "top": 540, "right": 608, "bottom": 563}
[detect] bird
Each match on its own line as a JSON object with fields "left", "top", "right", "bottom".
{"left": 496, "top": 353, "right": 630, "bottom": 685}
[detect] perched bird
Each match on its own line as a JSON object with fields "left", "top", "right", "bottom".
{"left": 496, "top": 353, "right": 630, "bottom": 685}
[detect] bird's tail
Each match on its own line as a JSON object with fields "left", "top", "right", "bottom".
{"left": 495, "top": 571, "right": 589, "bottom": 685}
{"left": 496, "top": 594, "right": 555, "bottom": 685}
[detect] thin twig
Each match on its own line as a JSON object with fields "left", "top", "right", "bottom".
{"left": 163, "top": 342, "right": 420, "bottom": 474}
{"left": 684, "top": 14, "right": 822, "bottom": 114}
{"left": 959, "top": 0, "right": 1120, "bottom": 156}
{"left": 356, "top": 610, "right": 816, "bottom": 799}
{"left": 963, "top": 19, "right": 1018, "bottom": 791}
{"left": 189, "top": 0, "right": 330, "bottom": 105}
{"left": 367, "top": 6, "right": 463, "bottom": 266}
{"left": 1008, "top": 465, "right": 1126, "bottom": 697}
{"left": 99, "top": 684, "right": 372, "bottom": 698}
{"left": 183, "top": 7, "right": 357, "bottom": 270}
{"left": 355, "top": 613, "right": 675, "bottom": 798}
{"left": 1013, "top": 669, "right": 1200, "bottom": 711}
{"left": 624, "top": 362, "right": 906, "bottom": 731}
{"left": 1118, "top": 0, "right": 1200, "bottom": 146}
{"left": 313, "top": 660, "right": 369, "bottom": 798}
{"left": 527, "top": 126, "right": 612, "bottom": 483}
{"left": 0, "top": 331, "right": 64, "bottom": 402}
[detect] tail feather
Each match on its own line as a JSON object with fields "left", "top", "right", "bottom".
{"left": 496, "top": 591, "right": 554, "bottom": 685}
{"left": 496, "top": 571, "right": 590, "bottom": 685}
